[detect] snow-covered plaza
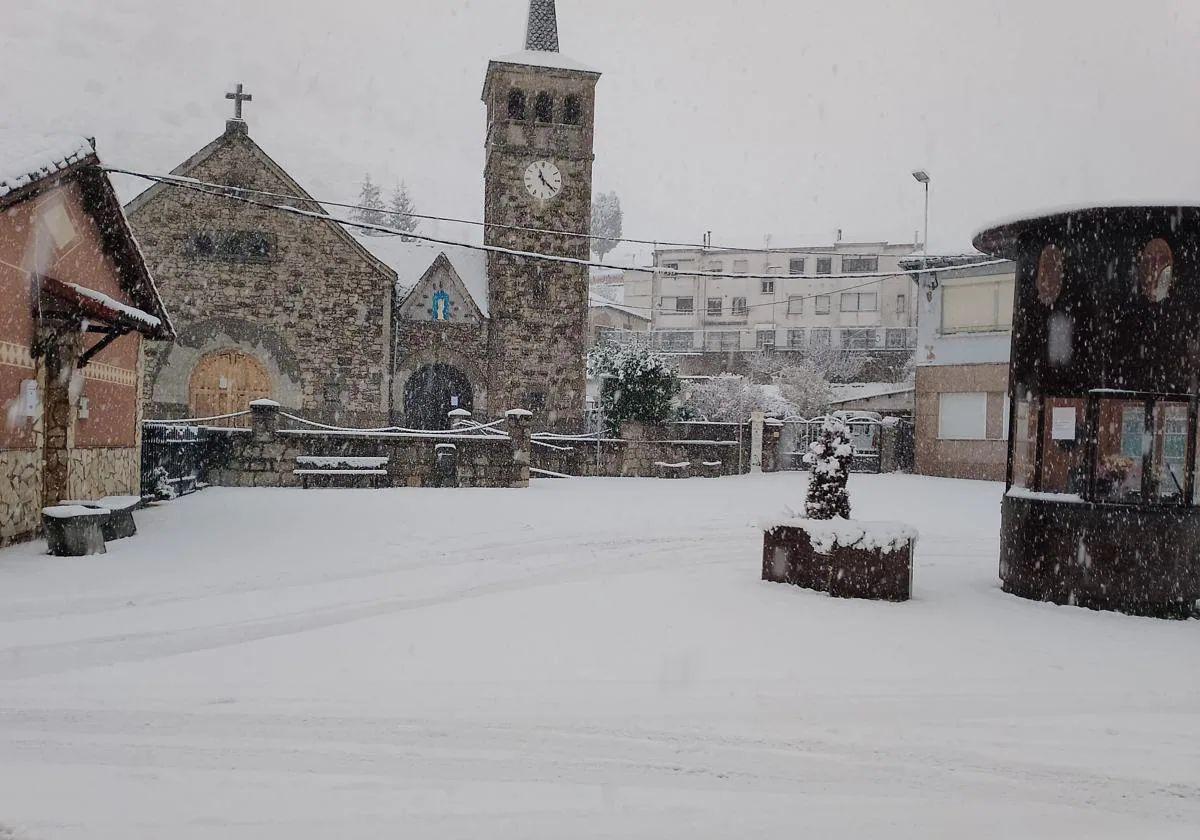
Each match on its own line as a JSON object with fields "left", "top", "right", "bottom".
{"left": 1, "top": 473, "right": 1198, "bottom": 839}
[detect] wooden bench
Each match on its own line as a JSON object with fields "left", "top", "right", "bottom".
{"left": 42, "top": 505, "right": 110, "bottom": 556}
{"left": 294, "top": 456, "right": 389, "bottom": 488}
{"left": 60, "top": 495, "right": 142, "bottom": 540}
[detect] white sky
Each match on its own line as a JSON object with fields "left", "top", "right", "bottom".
{"left": 5, "top": 0, "right": 1198, "bottom": 262}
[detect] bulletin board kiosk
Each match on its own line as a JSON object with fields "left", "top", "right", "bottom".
{"left": 975, "top": 206, "right": 1200, "bottom": 617}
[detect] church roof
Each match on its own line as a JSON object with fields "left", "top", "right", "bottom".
{"left": 352, "top": 231, "right": 489, "bottom": 318}
{"left": 524, "top": 0, "right": 560, "bottom": 51}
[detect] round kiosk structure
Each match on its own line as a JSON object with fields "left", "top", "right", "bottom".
{"left": 975, "top": 205, "right": 1200, "bottom": 618}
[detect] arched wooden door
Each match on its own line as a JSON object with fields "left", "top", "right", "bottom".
{"left": 188, "top": 350, "right": 272, "bottom": 424}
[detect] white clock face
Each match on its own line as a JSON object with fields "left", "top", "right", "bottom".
{"left": 523, "top": 160, "right": 563, "bottom": 200}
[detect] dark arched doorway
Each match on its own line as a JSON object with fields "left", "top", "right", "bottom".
{"left": 403, "top": 364, "right": 474, "bottom": 429}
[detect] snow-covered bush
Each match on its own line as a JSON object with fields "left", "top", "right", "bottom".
{"left": 144, "top": 466, "right": 176, "bottom": 502}
{"left": 588, "top": 345, "right": 680, "bottom": 424}
{"left": 803, "top": 417, "right": 853, "bottom": 520}
{"left": 772, "top": 362, "right": 833, "bottom": 418}
{"left": 682, "top": 373, "right": 789, "bottom": 422}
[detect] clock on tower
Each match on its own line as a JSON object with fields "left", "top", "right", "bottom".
{"left": 481, "top": 0, "right": 601, "bottom": 431}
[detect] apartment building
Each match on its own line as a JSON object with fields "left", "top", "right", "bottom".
{"left": 623, "top": 240, "right": 919, "bottom": 363}
{"left": 907, "top": 255, "right": 1017, "bottom": 480}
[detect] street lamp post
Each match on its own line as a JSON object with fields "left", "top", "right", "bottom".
{"left": 912, "top": 170, "right": 931, "bottom": 321}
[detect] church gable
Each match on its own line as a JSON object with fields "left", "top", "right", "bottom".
{"left": 398, "top": 254, "right": 485, "bottom": 325}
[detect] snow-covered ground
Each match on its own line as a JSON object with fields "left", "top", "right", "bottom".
{"left": 1, "top": 474, "right": 1197, "bottom": 839}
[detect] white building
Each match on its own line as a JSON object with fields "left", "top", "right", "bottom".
{"left": 907, "top": 255, "right": 1017, "bottom": 480}
{"left": 623, "top": 240, "right": 920, "bottom": 356}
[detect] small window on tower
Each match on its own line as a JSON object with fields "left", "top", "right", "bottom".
{"left": 563, "top": 95, "right": 582, "bottom": 125}
{"left": 507, "top": 89, "right": 526, "bottom": 120}
{"left": 534, "top": 92, "right": 554, "bottom": 123}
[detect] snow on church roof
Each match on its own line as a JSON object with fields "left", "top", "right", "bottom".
{"left": 490, "top": 50, "right": 599, "bottom": 75}
{"left": 351, "top": 231, "right": 489, "bottom": 317}
{"left": 0, "top": 130, "right": 95, "bottom": 200}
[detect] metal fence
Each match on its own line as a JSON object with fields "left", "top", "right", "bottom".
{"left": 779, "top": 413, "right": 886, "bottom": 474}
{"left": 140, "top": 423, "right": 206, "bottom": 497}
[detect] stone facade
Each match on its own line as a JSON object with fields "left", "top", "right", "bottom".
{"left": 0, "top": 449, "right": 43, "bottom": 546}
{"left": 67, "top": 447, "right": 140, "bottom": 501}
{"left": 128, "top": 121, "right": 395, "bottom": 427}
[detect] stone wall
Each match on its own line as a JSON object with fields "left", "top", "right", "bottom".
{"left": 0, "top": 449, "right": 42, "bottom": 546}
{"left": 205, "top": 402, "right": 530, "bottom": 490}
{"left": 68, "top": 447, "right": 140, "bottom": 500}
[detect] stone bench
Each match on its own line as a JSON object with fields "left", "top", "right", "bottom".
{"left": 42, "top": 505, "right": 110, "bottom": 556}
{"left": 295, "top": 456, "right": 389, "bottom": 488}
{"left": 654, "top": 461, "right": 691, "bottom": 479}
{"left": 699, "top": 460, "right": 723, "bottom": 478}
{"left": 60, "top": 495, "right": 142, "bottom": 540}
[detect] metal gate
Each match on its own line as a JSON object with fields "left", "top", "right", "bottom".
{"left": 778, "top": 413, "right": 885, "bottom": 474}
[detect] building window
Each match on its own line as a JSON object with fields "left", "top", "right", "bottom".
{"left": 756, "top": 329, "right": 776, "bottom": 350}
{"left": 662, "top": 261, "right": 679, "bottom": 270}
{"left": 707, "top": 297, "right": 722, "bottom": 316}
{"left": 840, "top": 292, "right": 878, "bottom": 312}
{"left": 707, "top": 261, "right": 723, "bottom": 272}
{"left": 787, "top": 295, "right": 804, "bottom": 314}
{"left": 675, "top": 296, "right": 694, "bottom": 314}
{"left": 731, "top": 296, "right": 749, "bottom": 315}
{"left": 789, "top": 258, "right": 805, "bottom": 274}
{"left": 704, "top": 331, "right": 741, "bottom": 351}
{"left": 896, "top": 293, "right": 906, "bottom": 315}
{"left": 842, "top": 256, "right": 879, "bottom": 273}
{"left": 507, "top": 89, "right": 526, "bottom": 119}
{"left": 814, "top": 295, "right": 830, "bottom": 314}
{"left": 810, "top": 327, "right": 831, "bottom": 347}
{"left": 534, "top": 92, "right": 554, "bottom": 122}
{"left": 885, "top": 328, "right": 909, "bottom": 349}
{"left": 816, "top": 257, "right": 832, "bottom": 274}
{"left": 1037, "top": 243, "right": 1065, "bottom": 305}
{"left": 787, "top": 328, "right": 806, "bottom": 349}
{"left": 941, "top": 278, "right": 1016, "bottom": 333}
{"left": 938, "top": 392, "right": 988, "bottom": 440}
{"left": 842, "top": 328, "right": 878, "bottom": 349}
{"left": 562, "top": 94, "right": 582, "bottom": 125}
{"left": 657, "top": 331, "right": 694, "bottom": 351}
{"left": 190, "top": 230, "right": 275, "bottom": 262}
{"left": 1139, "top": 238, "right": 1173, "bottom": 302}
{"left": 760, "top": 280, "right": 775, "bottom": 294}
{"left": 733, "top": 259, "right": 750, "bottom": 273}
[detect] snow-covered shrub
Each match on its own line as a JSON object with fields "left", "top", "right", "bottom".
{"left": 144, "top": 466, "right": 176, "bottom": 502}
{"left": 588, "top": 345, "right": 680, "bottom": 424}
{"left": 772, "top": 363, "right": 833, "bottom": 418}
{"left": 682, "top": 373, "right": 789, "bottom": 422}
{"left": 803, "top": 417, "right": 853, "bottom": 520}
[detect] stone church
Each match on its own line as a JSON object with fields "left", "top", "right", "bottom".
{"left": 130, "top": 0, "right": 600, "bottom": 431}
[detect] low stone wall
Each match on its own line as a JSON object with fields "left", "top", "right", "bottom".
{"left": 68, "top": 447, "right": 139, "bottom": 501}
{"left": 531, "top": 419, "right": 783, "bottom": 478}
{"left": 0, "top": 448, "right": 42, "bottom": 546}
{"left": 205, "top": 402, "right": 530, "bottom": 489}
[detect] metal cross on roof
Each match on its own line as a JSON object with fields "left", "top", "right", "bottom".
{"left": 524, "top": 0, "right": 560, "bottom": 52}
{"left": 225, "top": 83, "right": 253, "bottom": 120}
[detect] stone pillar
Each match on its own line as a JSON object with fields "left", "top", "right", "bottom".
{"left": 879, "top": 420, "right": 899, "bottom": 473}
{"left": 448, "top": 408, "right": 473, "bottom": 429}
{"left": 39, "top": 329, "right": 82, "bottom": 508}
{"left": 750, "top": 411, "right": 765, "bottom": 474}
{"left": 250, "top": 399, "right": 281, "bottom": 443}
{"left": 506, "top": 408, "right": 532, "bottom": 488}
{"left": 762, "top": 417, "right": 784, "bottom": 473}
{"left": 433, "top": 443, "right": 459, "bottom": 488}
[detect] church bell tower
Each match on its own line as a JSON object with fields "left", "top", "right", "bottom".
{"left": 482, "top": 0, "right": 601, "bottom": 430}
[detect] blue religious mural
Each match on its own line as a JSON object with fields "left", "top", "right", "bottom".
{"left": 431, "top": 290, "right": 451, "bottom": 321}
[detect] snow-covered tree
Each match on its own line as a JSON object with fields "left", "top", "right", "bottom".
{"left": 388, "top": 181, "right": 419, "bottom": 240}
{"left": 591, "top": 191, "right": 623, "bottom": 261}
{"left": 352, "top": 174, "right": 389, "bottom": 232}
{"left": 682, "top": 373, "right": 790, "bottom": 422}
{"left": 803, "top": 344, "right": 867, "bottom": 383}
{"left": 588, "top": 344, "right": 680, "bottom": 424}
{"left": 803, "top": 417, "right": 853, "bottom": 520}
{"left": 773, "top": 362, "right": 833, "bottom": 418}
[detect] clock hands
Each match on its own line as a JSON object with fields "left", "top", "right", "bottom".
{"left": 537, "top": 168, "right": 552, "bottom": 189}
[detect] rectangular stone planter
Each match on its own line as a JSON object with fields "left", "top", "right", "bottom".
{"left": 42, "top": 505, "right": 110, "bottom": 556}
{"left": 762, "top": 519, "right": 917, "bottom": 602}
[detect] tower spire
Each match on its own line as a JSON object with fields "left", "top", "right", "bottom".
{"left": 524, "top": 0, "right": 560, "bottom": 52}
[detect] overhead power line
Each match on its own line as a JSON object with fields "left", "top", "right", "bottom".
{"left": 108, "top": 165, "right": 938, "bottom": 258}
{"left": 106, "top": 167, "right": 1006, "bottom": 315}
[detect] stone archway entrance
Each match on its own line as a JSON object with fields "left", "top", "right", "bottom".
{"left": 188, "top": 350, "right": 272, "bottom": 422}
{"left": 403, "top": 364, "right": 474, "bottom": 429}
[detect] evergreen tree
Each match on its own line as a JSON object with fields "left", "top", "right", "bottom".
{"left": 352, "top": 174, "right": 388, "bottom": 233}
{"left": 388, "top": 181, "right": 420, "bottom": 240}
{"left": 588, "top": 345, "right": 680, "bottom": 424}
{"left": 591, "top": 191, "right": 623, "bottom": 261}
{"left": 803, "top": 417, "right": 853, "bottom": 519}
